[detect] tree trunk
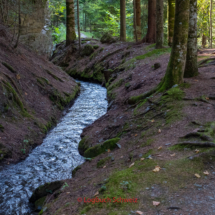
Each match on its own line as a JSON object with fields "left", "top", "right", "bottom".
{"left": 77, "top": 0, "right": 81, "bottom": 52}
{"left": 135, "top": 0, "right": 141, "bottom": 41}
{"left": 158, "top": 0, "right": 190, "bottom": 90}
{"left": 184, "top": 0, "right": 198, "bottom": 78}
{"left": 142, "top": 0, "right": 156, "bottom": 43}
{"left": 133, "top": 0, "right": 138, "bottom": 42}
{"left": 66, "top": 0, "right": 76, "bottom": 46}
{"left": 120, "top": 0, "right": 126, "bottom": 41}
{"left": 210, "top": 0, "right": 213, "bottom": 48}
{"left": 202, "top": 34, "right": 207, "bottom": 48}
{"left": 168, "top": 0, "right": 175, "bottom": 46}
{"left": 156, "top": 0, "right": 163, "bottom": 49}
{"left": 14, "top": 0, "right": 21, "bottom": 49}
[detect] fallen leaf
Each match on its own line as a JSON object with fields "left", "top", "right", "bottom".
{"left": 195, "top": 149, "right": 200, "bottom": 153}
{"left": 158, "top": 146, "right": 162, "bottom": 150}
{"left": 140, "top": 158, "right": 145, "bottom": 161}
{"left": 153, "top": 201, "right": 160, "bottom": 206}
{"left": 66, "top": 192, "right": 70, "bottom": 194}
{"left": 195, "top": 173, "right": 201, "bottom": 178}
{"left": 162, "top": 123, "right": 165, "bottom": 126}
{"left": 206, "top": 97, "right": 209, "bottom": 100}
{"left": 129, "top": 162, "right": 135, "bottom": 168}
{"left": 204, "top": 171, "right": 209, "bottom": 175}
{"left": 153, "top": 166, "right": 161, "bottom": 172}
{"left": 151, "top": 119, "right": 155, "bottom": 123}
{"left": 94, "top": 191, "right": 99, "bottom": 196}
{"left": 135, "top": 134, "right": 138, "bottom": 137}
{"left": 107, "top": 149, "right": 110, "bottom": 153}
{"left": 16, "top": 74, "right": 20, "bottom": 80}
{"left": 149, "top": 157, "right": 153, "bottom": 160}
{"left": 170, "top": 153, "right": 176, "bottom": 157}
{"left": 103, "top": 166, "right": 106, "bottom": 169}
{"left": 158, "top": 129, "right": 161, "bottom": 133}
{"left": 120, "top": 156, "right": 123, "bottom": 158}
{"left": 136, "top": 211, "right": 143, "bottom": 215}
{"left": 25, "top": 92, "right": 28, "bottom": 96}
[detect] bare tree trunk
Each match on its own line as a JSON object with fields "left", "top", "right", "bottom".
{"left": 156, "top": 0, "right": 163, "bottom": 49}
{"left": 77, "top": 0, "right": 81, "bottom": 52}
{"left": 158, "top": 0, "right": 190, "bottom": 90}
{"left": 168, "top": 0, "right": 175, "bottom": 46}
{"left": 202, "top": 34, "right": 207, "bottom": 48}
{"left": 142, "top": 0, "right": 156, "bottom": 43}
{"left": 210, "top": 0, "right": 213, "bottom": 48}
{"left": 14, "top": 0, "right": 21, "bottom": 49}
{"left": 66, "top": 0, "right": 76, "bottom": 46}
{"left": 120, "top": 0, "right": 126, "bottom": 41}
{"left": 135, "top": 0, "right": 141, "bottom": 41}
{"left": 184, "top": 0, "right": 198, "bottom": 78}
{"left": 133, "top": 0, "right": 138, "bottom": 42}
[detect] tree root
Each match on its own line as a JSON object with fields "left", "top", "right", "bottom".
{"left": 177, "top": 141, "right": 215, "bottom": 147}
{"left": 181, "top": 132, "right": 213, "bottom": 142}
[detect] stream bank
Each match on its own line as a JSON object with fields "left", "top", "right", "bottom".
{"left": 0, "top": 81, "right": 107, "bottom": 215}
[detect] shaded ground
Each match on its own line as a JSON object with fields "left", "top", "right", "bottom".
{"left": 0, "top": 26, "right": 79, "bottom": 165}
{"left": 35, "top": 40, "right": 215, "bottom": 215}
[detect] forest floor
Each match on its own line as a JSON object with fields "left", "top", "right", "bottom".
{"left": 0, "top": 26, "right": 80, "bottom": 167}
{"left": 36, "top": 37, "right": 215, "bottom": 215}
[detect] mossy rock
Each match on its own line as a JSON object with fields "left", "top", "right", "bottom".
{"left": 81, "top": 44, "right": 94, "bottom": 56}
{"left": 93, "top": 45, "right": 99, "bottom": 49}
{"left": 29, "top": 181, "right": 64, "bottom": 203}
{"left": 35, "top": 196, "right": 46, "bottom": 212}
{"left": 0, "top": 124, "right": 4, "bottom": 132}
{"left": 100, "top": 32, "right": 116, "bottom": 44}
{"left": 78, "top": 136, "right": 90, "bottom": 155}
{"left": 84, "top": 138, "right": 120, "bottom": 158}
{"left": 72, "top": 165, "right": 81, "bottom": 177}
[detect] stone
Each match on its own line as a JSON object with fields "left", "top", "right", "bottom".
{"left": 154, "top": 63, "right": 161, "bottom": 70}
{"left": 81, "top": 44, "right": 94, "bottom": 56}
{"left": 100, "top": 32, "right": 117, "bottom": 44}
{"left": 29, "top": 181, "right": 64, "bottom": 203}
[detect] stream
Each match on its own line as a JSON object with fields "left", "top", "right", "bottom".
{"left": 0, "top": 81, "right": 107, "bottom": 215}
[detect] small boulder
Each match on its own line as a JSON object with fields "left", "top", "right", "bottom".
{"left": 81, "top": 44, "right": 94, "bottom": 56}
{"left": 154, "top": 63, "right": 161, "bottom": 70}
{"left": 100, "top": 32, "right": 116, "bottom": 44}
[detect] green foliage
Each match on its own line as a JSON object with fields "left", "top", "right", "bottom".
{"left": 52, "top": 23, "right": 66, "bottom": 45}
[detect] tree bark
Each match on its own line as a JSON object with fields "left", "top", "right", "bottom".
{"left": 202, "top": 34, "right": 207, "bottom": 48}
{"left": 133, "top": 0, "right": 138, "bottom": 42}
{"left": 158, "top": 0, "right": 190, "bottom": 90}
{"left": 77, "top": 0, "right": 81, "bottom": 52}
{"left": 66, "top": 0, "right": 76, "bottom": 46}
{"left": 142, "top": 0, "right": 156, "bottom": 43}
{"left": 135, "top": 0, "right": 141, "bottom": 41}
{"left": 156, "top": 0, "right": 163, "bottom": 49}
{"left": 210, "top": 0, "right": 213, "bottom": 48}
{"left": 168, "top": 0, "right": 175, "bottom": 46}
{"left": 120, "top": 0, "right": 126, "bottom": 41}
{"left": 184, "top": 0, "right": 198, "bottom": 78}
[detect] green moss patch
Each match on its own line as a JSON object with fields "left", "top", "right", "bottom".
{"left": 97, "top": 156, "right": 111, "bottom": 168}
{"left": 46, "top": 70, "right": 63, "bottom": 82}
{"left": 84, "top": 138, "right": 120, "bottom": 158}
{"left": 0, "top": 124, "right": 4, "bottom": 132}
{"left": 37, "top": 77, "right": 50, "bottom": 86}
{"left": 72, "top": 165, "right": 81, "bottom": 177}
{"left": 2, "top": 62, "right": 16, "bottom": 73}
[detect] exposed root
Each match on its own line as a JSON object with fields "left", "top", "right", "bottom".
{"left": 177, "top": 141, "right": 215, "bottom": 147}
{"left": 181, "top": 132, "right": 213, "bottom": 142}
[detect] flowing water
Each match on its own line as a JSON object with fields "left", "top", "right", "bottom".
{"left": 0, "top": 81, "right": 107, "bottom": 215}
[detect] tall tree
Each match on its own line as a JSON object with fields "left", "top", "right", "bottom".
{"left": 158, "top": 0, "right": 190, "bottom": 90}
{"left": 133, "top": 0, "right": 138, "bottom": 42}
{"left": 120, "top": 0, "right": 126, "bottom": 41}
{"left": 66, "top": 0, "right": 76, "bottom": 46}
{"left": 142, "top": 0, "right": 156, "bottom": 43}
{"left": 156, "top": 0, "right": 163, "bottom": 49}
{"left": 184, "top": 0, "right": 198, "bottom": 78}
{"left": 135, "top": 0, "right": 141, "bottom": 41}
{"left": 210, "top": 0, "right": 213, "bottom": 48}
{"left": 77, "top": 0, "right": 81, "bottom": 51}
{"left": 168, "top": 0, "right": 175, "bottom": 46}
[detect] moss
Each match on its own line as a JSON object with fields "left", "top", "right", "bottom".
{"left": 107, "top": 79, "right": 124, "bottom": 93}
{"left": 100, "top": 32, "right": 116, "bottom": 44}
{"left": 37, "top": 77, "right": 49, "bottom": 86}
{"left": 78, "top": 136, "right": 90, "bottom": 155}
{"left": 84, "top": 138, "right": 120, "bottom": 158}
{"left": 128, "top": 94, "right": 145, "bottom": 105}
{"left": 2, "top": 62, "right": 16, "bottom": 73}
{"left": 72, "top": 165, "right": 81, "bottom": 177}
{"left": 46, "top": 70, "right": 63, "bottom": 82}
{"left": 97, "top": 156, "right": 111, "bottom": 168}
{"left": 43, "top": 117, "right": 57, "bottom": 134}
{"left": 0, "top": 143, "right": 11, "bottom": 161}
{"left": 35, "top": 196, "right": 46, "bottom": 210}
{"left": 144, "top": 44, "right": 156, "bottom": 51}
{"left": 93, "top": 45, "right": 99, "bottom": 49}
{"left": 81, "top": 44, "right": 94, "bottom": 56}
